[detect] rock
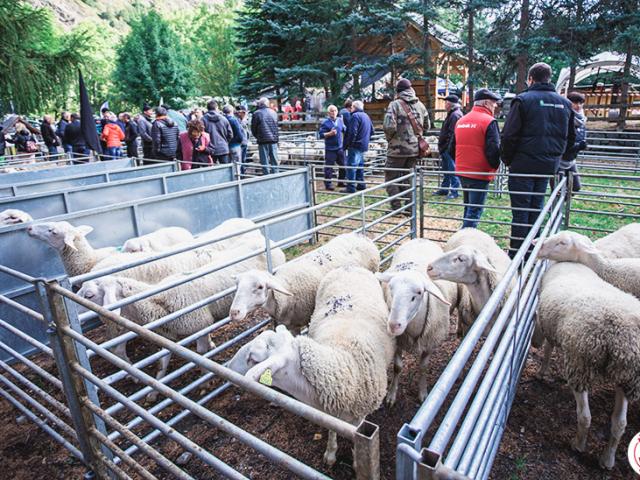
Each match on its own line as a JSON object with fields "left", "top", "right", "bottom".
{"left": 176, "top": 452, "right": 192, "bottom": 465}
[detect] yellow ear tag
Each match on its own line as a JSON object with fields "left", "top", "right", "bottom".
{"left": 259, "top": 369, "right": 273, "bottom": 386}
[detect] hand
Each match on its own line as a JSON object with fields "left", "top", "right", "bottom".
{"left": 197, "top": 145, "right": 206, "bottom": 151}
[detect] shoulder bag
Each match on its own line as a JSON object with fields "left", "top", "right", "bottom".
{"left": 399, "top": 100, "right": 431, "bottom": 158}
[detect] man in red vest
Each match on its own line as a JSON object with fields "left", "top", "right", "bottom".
{"left": 450, "top": 89, "right": 502, "bottom": 228}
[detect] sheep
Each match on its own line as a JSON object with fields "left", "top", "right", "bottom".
{"left": 196, "top": 218, "right": 264, "bottom": 252}
{"left": 240, "top": 266, "right": 394, "bottom": 471}
{"left": 533, "top": 261, "right": 640, "bottom": 469}
{"left": 593, "top": 222, "right": 640, "bottom": 258}
{"left": 228, "top": 232, "right": 380, "bottom": 333}
{"left": 375, "top": 239, "right": 457, "bottom": 406}
{"left": 0, "top": 209, "right": 33, "bottom": 226}
{"left": 430, "top": 228, "right": 511, "bottom": 337}
{"left": 77, "top": 242, "right": 286, "bottom": 393}
{"left": 538, "top": 230, "right": 640, "bottom": 299}
{"left": 122, "top": 227, "right": 194, "bottom": 253}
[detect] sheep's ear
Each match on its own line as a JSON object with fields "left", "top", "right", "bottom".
{"left": 266, "top": 276, "right": 293, "bottom": 296}
{"left": 63, "top": 231, "right": 78, "bottom": 251}
{"left": 576, "top": 236, "right": 598, "bottom": 254}
{"left": 375, "top": 271, "right": 395, "bottom": 284}
{"left": 422, "top": 279, "right": 451, "bottom": 306}
{"left": 75, "top": 225, "right": 93, "bottom": 237}
{"left": 474, "top": 255, "right": 497, "bottom": 273}
{"left": 102, "top": 282, "right": 122, "bottom": 317}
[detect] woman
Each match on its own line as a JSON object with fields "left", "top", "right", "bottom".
{"left": 101, "top": 113, "right": 125, "bottom": 159}
{"left": 177, "top": 119, "right": 213, "bottom": 170}
{"left": 41, "top": 115, "right": 60, "bottom": 157}
{"left": 12, "top": 123, "right": 38, "bottom": 161}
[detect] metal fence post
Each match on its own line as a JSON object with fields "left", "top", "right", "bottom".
{"left": 353, "top": 420, "right": 380, "bottom": 480}
{"left": 360, "top": 191, "right": 367, "bottom": 233}
{"left": 307, "top": 164, "right": 318, "bottom": 244}
{"left": 419, "top": 168, "right": 425, "bottom": 238}
{"left": 410, "top": 171, "right": 418, "bottom": 239}
{"left": 38, "top": 280, "right": 114, "bottom": 479}
{"left": 563, "top": 171, "right": 573, "bottom": 229}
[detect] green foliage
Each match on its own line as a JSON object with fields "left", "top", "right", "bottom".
{"left": 115, "top": 10, "right": 197, "bottom": 109}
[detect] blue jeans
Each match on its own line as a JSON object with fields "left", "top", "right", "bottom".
{"left": 240, "top": 144, "right": 248, "bottom": 174}
{"left": 106, "top": 146, "right": 122, "bottom": 159}
{"left": 440, "top": 151, "right": 461, "bottom": 193}
{"left": 346, "top": 148, "right": 365, "bottom": 192}
{"left": 47, "top": 145, "right": 59, "bottom": 157}
{"left": 508, "top": 176, "right": 549, "bottom": 257}
{"left": 258, "top": 143, "right": 279, "bottom": 175}
{"left": 460, "top": 177, "right": 489, "bottom": 229}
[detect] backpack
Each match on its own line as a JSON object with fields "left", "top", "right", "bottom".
{"left": 26, "top": 140, "right": 39, "bottom": 153}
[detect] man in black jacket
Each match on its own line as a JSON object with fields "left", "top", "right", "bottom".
{"left": 151, "top": 107, "right": 179, "bottom": 161}
{"left": 62, "top": 113, "right": 90, "bottom": 162}
{"left": 41, "top": 115, "right": 60, "bottom": 157}
{"left": 251, "top": 97, "right": 279, "bottom": 175}
{"left": 502, "top": 62, "right": 576, "bottom": 257}
{"left": 202, "top": 99, "right": 233, "bottom": 164}
{"left": 435, "top": 94, "right": 463, "bottom": 199}
{"left": 137, "top": 104, "right": 154, "bottom": 162}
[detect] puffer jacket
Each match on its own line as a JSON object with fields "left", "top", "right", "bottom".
{"left": 202, "top": 111, "right": 233, "bottom": 155}
{"left": 137, "top": 114, "right": 153, "bottom": 144}
{"left": 101, "top": 121, "right": 125, "bottom": 148}
{"left": 251, "top": 105, "right": 279, "bottom": 144}
{"left": 383, "top": 88, "right": 430, "bottom": 157}
{"left": 151, "top": 117, "right": 179, "bottom": 159}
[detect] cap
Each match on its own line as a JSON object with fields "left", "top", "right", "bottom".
{"left": 396, "top": 78, "right": 412, "bottom": 93}
{"left": 143, "top": 103, "right": 152, "bottom": 112}
{"left": 441, "top": 94, "right": 459, "bottom": 103}
{"left": 474, "top": 88, "right": 502, "bottom": 102}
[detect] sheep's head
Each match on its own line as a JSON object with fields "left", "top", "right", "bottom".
{"left": 27, "top": 221, "right": 93, "bottom": 251}
{"left": 227, "top": 325, "right": 294, "bottom": 374}
{"left": 77, "top": 276, "right": 123, "bottom": 315}
{"left": 536, "top": 231, "right": 598, "bottom": 261}
{"left": 0, "top": 209, "right": 33, "bottom": 226}
{"left": 244, "top": 325, "right": 299, "bottom": 386}
{"left": 122, "top": 237, "right": 151, "bottom": 253}
{"left": 376, "top": 270, "right": 450, "bottom": 336}
{"left": 427, "top": 246, "right": 496, "bottom": 284}
{"left": 229, "top": 270, "right": 292, "bottom": 321}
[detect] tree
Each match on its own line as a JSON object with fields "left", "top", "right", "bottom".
{"left": 115, "top": 11, "right": 196, "bottom": 108}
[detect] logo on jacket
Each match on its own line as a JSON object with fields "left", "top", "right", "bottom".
{"left": 629, "top": 431, "right": 640, "bottom": 475}
{"left": 539, "top": 100, "right": 565, "bottom": 109}
{"left": 457, "top": 123, "right": 477, "bottom": 129}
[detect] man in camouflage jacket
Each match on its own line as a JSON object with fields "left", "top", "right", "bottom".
{"left": 383, "top": 78, "right": 430, "bottom": 213}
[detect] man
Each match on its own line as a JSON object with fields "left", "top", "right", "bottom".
{"left": 137, "top": 104, "right": 154, "bottom": 161}
{"left": 56, "top": 112, "right": 71, "bottom": 153}
{"left": 339, "top": 99, "right": 353, "bottom": 138}
{"left": 122, "top": 113, "right": 139, "bottom": 157}
{"left": 151, "top": 106, "right": 179, "bottom": 161}
{"left": 343, "top": 100, "right": 374, "bottom": 193}
{"left": 222, "top": 104, "right": 245, "bottom": 165}
{"left": 41, "top": 115, "right": 60, "bottom": 157}
{"left": 383, "top": 78, "right": 429, "bottom": 213}
{"left": 451, "top": 89, "right": 502, "bottom": 229}
{"left": 318, "top": 105, "right": 347, "bottom": 190}
{"left": 435, "top": 94, "right": 463, "bottom": 199}
{"left": 251, "top": 97, "right": 279, "bottom": 175}
{"left": 502, "top": 62, "right": 575, "bottom": 257}
{"left": 62, "top": 113, "right": 90, "bottom": 162}
{"left": 202, "top": 99, "right": 233, "bottom": 164}
{"left": 236, "top": 105, "right": 250, "bottom": 173}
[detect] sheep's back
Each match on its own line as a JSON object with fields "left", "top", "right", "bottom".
{"left": 389, "top": 238, "right": 443, "bottom": 272}
{"left": 594, "top": 223, "right": 640, "bottom": 259}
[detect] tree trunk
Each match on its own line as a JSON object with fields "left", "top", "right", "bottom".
{"left": 467, "top": 7, "right": 475, "bottom": 109}
{"left": 422, "top": 0, "right": 434, "bottom": 125}
{"left": 515, "top": 0, "right": 530, "bottom": 92}
{"left": 617, "top": 45, "right": 633, "bottom": 131}
{"left": 350, "top": 0, "right": 360, "bottom": 96}
{"left": 568, "top": 64, "right": 577, "bottom": 92}
{"left": 568, "top": 0, "right": 583, "bottom": 93}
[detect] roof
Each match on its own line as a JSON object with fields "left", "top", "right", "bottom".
{"left": 556, "top": 52, "right": 640, "bottom": 93}
{"left": 407, "top": 13, "right": 466, "bottom": 51}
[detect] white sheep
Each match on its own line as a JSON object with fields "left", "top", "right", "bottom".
{"left": 532, "top": 261, "right": 640, "bottom": 469}
{"left": 430, "top": 228, "right": 511, "bottom": 337}
{"left": 229, "top": 232, "right": 380, "bottom": 333}
{"left": 375, "top": 239, "right": 457, "bottom": 406}
{"left": 196, "top": 218, "right": 264, "bottom": 252}
{"left": 122, "top": 227, "right": 194, "bottom": 253}
{"left": 593, "top": 222, "right": 640, "bottom": 258}
{"left": 538, "top": 230, "right": 640, "bottom": 299}
{"left": 0, "top": 209, "right": 33, "bottom": 226}
{"left": 238, "top": 266, "right": 394, "bottom": 471}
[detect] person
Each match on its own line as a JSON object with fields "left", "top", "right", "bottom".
{"left": 222, "top": 104, "right": 245, "bottom": 165}
{"left": 166, "top": 105, "right": 188, "bottom": 133}
{"left": 189, "top": 108, "right": 204, "bottom": 121}
{"left": 202, "top": 100, "right": 233, "bottom": 164}
{"left": 383, "top": 78, "right": 429, "bottom": 213}
{"left": 177, "top": 119, "right": 214, "bottom": 170}
{"left": 62, "top": 113, "right": 90, "bottom": 161}
{"left": 236, "top": 105, "right": 251, "bottom": 173}
{"left": 56, "top": 112, "right": 71, "bottom": 153}
{"left": 339, "top": 99, "right": 353, "bottom": 137}
{"left": 99, "top": 108, "right": 110, "bottom": 151}
{"left": 116, "top": 112, "right": 126, "bottom": 135}
{"left": 435, "top": 94, "right": 463, "bottom": 199}
{"left": 0, "top": 126, "right": 6, "bottom": 164}
{"left": 251, "top": 97, "right": 280, "bottom": 175}
{"left": 101, "top": 113, "right": 125, "bottom": 159}
{"left": 137, "top": 104, "right": 154, "bottom": 161}
{"left": 11, "top": 123, "right": 38, "bottom": 159}
{"left": 318, "top": 105, "right": 347, "bottom": 190}
{"left": 343, "top": 100, "right": 374, "bottom": 193}
{"left": 122, "top": 113, "right": 140, "bottom": 157}
{"left": 450, "top": 89, "right": 502, "bottom": 229}
{"left": 282, "top": 101, "right": 293, "bottom": 121}
{"left": 557, "top": 91, "right": 587, "bottom": 192}
{"left": 41, "top": 115, "right": 60, "bottom": 157}
{"left": 294, "top": 99, "right": 303, "bottom": 121}
{"left": 501, "top": 62, "right": 576, "bottom": 257}
{"left": 151, "top": 106, "right": 179, "bottom": 161}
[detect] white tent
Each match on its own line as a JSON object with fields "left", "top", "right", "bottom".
{"left": 556, "top": 51, "right": 640, "bottom": 94}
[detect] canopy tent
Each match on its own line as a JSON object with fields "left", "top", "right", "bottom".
{"left": 556, "top": 52, "right": 640, "bottom": 94}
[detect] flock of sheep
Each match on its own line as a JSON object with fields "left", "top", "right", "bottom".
{"left": 3, "top": 205, "right": 640, "bottom": 474}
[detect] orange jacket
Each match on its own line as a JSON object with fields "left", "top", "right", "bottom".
{"left": 101, "top": 122, "right": 124, "bottom": 148}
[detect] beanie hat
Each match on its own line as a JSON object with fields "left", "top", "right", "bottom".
{"left": 396, "top": 78, "right": 412, "bottom": 93}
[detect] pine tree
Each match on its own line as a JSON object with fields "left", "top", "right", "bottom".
{"left": 115, "top": 11, "right": 196, "bottom": 108}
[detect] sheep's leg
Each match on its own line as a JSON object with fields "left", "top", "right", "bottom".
{"left": 599, "top": 387, "right": 628, "bottom": 470}
{"left": 385, "top": 351, "right": 403, "bottom": 407}
{"left": 536, "top": 341, "right": 553, "bottom": 379}
{"left": 571, "top": 390, "right": 591, "bottom": 453}
{"left": 146, "top": 353, "right": 172, "bottom": 403}
{"left": 196, "top": 336, "right": 214, "bottom": 395}
{"left": 323, "top": 430, "right": 338, "bottom": 467}
{"left": 111, "top": 341, "right": 131, "bottom": 364}
{"left": 418, "top": 352, "right": 432, "bottom": 402}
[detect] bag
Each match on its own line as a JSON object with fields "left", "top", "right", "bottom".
{"left": 25, "top": 140, "right": 39, "bottom": 153}
{"left": 399, "top": 100, "right": 431, "bottom": 158}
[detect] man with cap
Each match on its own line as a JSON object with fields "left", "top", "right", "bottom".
{"left": 137, "top": 104, "right": 154, "bottom": 162}
{"left": 434, "top": 94, "right": 463, "bottom": 199}
{"left": 450, "top": 88, "right": 502, "bottom": 228}
{"left": 383, "top": 78, "right": 429, "bottom": 214}
{"left": 501, "top": 62, "right": 575, "bottom": 257}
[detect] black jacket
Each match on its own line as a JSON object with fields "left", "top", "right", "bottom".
{"left": 125, "top": 121, "right": 139, "bottom": 143}
{"left": 151, "top": 117, "right": 179, "bottom": 159}
{"left": 55, "top": 119, "right": 68, "bottom": 140}
{"left": 251, "top": 105, "right": 279, "bottom": 144}
{"left": 62, "top": 120, "right": 85, "bottom": 148}
{"left": 12, "top": 131, "right": 36, "bottom": 153}
{"left": 438, "top": 106, "right": 463, "bottom": 153}
{"left": 202, "top": 111, "right": 233, "bottom": 156}
{"left": 0, "top": 127, "right": 5, "bottom": 156}
{"left": 137, "top": 114, "right": 153, "bottom": 144}
{"left": 501, "top": 83, "right": 576, "bottom": 174}
{"left": 41, "top": 122, "right": 59, "bottom": 147}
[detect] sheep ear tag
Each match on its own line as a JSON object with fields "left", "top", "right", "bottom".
{"left": 259, "top": 368, "right": 273, "bottom": 386}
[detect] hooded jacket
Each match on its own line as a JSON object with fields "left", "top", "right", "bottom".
{"left": 151, "top": 117, "right": 179, "bottom": 159}
{"left": 202, "top": 111, "right": 233, "bottom": 155}
{"left": 101, "top": 121, "right": 125, "bottom": 148}
{"left": 137, "top": 113, "right": 153, "bottom": 144}
{"left": 251, "top": 105, "right": 279, "bottom": 144}
{"left": 224, "top": 114, "right": 245, "bottom": 148}
{"left": 560, "top": 109, "right": 587, "bottom": 169}
{"left": 383, "top": 88, "right": 430, "bottom": 157}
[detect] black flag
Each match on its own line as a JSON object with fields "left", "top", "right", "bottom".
{"left": 78, "top": 70, "right": 102, "bottom": 154}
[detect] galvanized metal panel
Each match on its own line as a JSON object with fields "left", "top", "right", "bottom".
{"left": 165, "top": 166, "right": 234, "bottom": 193}
{"left": 68, "top": 179, "right": 165, "bottom": 212}
{"left": 0, "top": 158, "right": 133, "bottom": 186}
{"left": 109, "top": 163, "right": 174, "bottom": 181}
{"left": 242, "top": 171, "right": 309, "bottom": 218}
